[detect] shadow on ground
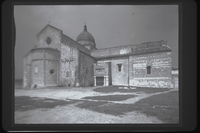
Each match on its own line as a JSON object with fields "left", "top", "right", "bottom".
{"left": 15, "top": 96, "right": 79, "bottom": 111}
{"left": 83, "top": 94, "right": 137, "bottom": 101}
{"left": 76, "top": 91, "right": 179, "bottom": 123}
{"left": 93, "top": 86, "right": 170, "bottom": 93}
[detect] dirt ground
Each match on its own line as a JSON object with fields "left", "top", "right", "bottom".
{"left": 15, "top": 86, "right": 174, "bottom": 124}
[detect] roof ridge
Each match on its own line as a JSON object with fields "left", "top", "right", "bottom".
{"left": 36, "top": 24, "right": 62, "bottom": 36}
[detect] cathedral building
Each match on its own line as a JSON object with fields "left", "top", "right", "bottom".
{"left": 23, "top": 24, "right": 176, "bottom": 89}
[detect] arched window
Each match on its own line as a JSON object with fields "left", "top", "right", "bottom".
{"left": 147, "top": 66, "right": 151, "bottom": 74}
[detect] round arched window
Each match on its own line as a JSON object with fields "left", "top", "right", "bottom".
{"left": 46, "top": 37, "right": 52, "bottom": 45}
{"left": 49, "top": 69, "right": 55, "bottom": 75}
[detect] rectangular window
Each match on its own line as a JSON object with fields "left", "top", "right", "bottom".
{"left": 147, "top": 66, "right": 151, "bottom": 74}
{"left": 66, "top": 71, "right": 69, "bottom": 77}
{"left": 117, "top": 64, "right": 122, "bottom": 72}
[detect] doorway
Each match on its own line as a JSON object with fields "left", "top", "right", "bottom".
{"left": 96, "top": 77, "right": 104, "bottom": 86}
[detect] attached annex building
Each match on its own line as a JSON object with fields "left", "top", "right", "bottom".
{"left": 23, "top": 24, "right": 176, "bottom": 89}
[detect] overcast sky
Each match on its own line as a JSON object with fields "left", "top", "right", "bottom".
{"left": 14, "top": 5, "right": 178, "bottom": 79}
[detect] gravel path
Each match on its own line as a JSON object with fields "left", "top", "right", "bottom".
{"left": 15, "top": 87, "right": 170, "bottom": 124}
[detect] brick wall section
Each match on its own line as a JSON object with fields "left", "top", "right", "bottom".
{"left": 129, "top": 52, "right": 173, "bottom": 88}
{"left": 79, "top": 52, "right": 96, "bottom": 87}
{"left": 37, "top": 25, "right": 62, "bottom": 51}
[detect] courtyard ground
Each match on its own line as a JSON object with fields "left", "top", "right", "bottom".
{"left": 15, "top": 86, "right": 179, "bottom": 124}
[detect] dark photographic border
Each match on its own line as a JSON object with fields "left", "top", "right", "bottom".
{"left": 2, "top": 0, "right": 197, "bottom": 132}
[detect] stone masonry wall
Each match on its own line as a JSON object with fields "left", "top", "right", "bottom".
{"left": 79, "top": 52, "right": 96, "bottom": 87}
{"left": 37, "top": 25, "right": 62, "bottom": 51}
{"left": 129, "top": 52, "right": 173, "bottom": 88}
{"left": 26, "top": 48, "right": 60, "bottom": 88}
{"left": 45, "top": 60, "right": 59, "bottom": 86}
{"left": 31, "top": 59, "right": 44, "bottom": 88}
{"left": 44, "top": 49, "right": 60, "bottom": 86}
{"left": 59, "top": 43, "right": 79, "bottom": 87}
{"left": 23, "top": 53, "right": 32, "bottom": 88}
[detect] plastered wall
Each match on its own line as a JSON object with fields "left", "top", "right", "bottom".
{"left": 97, "top": 57, "right": 129, "bottom": 86}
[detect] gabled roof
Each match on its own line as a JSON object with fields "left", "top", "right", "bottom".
{"left": 36, "top": 24, "right": 62, "bottom": 37}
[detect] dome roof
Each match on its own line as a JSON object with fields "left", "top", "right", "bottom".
{"left": 76, "top": 25, "right": 96, "bottom": 46}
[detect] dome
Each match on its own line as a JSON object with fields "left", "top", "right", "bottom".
{"left": 76, "top": 25, "right": 96, "bottom": 46}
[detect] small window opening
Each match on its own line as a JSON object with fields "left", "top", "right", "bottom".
{"left": 117, "top": 64, "right": 122, "bottom": 72}
{"left": 50, "top": 69, "right": 55, "bottom": 75}
{"left": 66, "top": 71, "right": 69, "bottom": 77}
{"left": 35, "top": 66, "right": 38, "bottom": 73}
{"left": 147, "top": 66, "right": 151, "bottom": 74}
{"left": 34, "top": 84, "right": 37, "bottom": 89}
{"left": 86, "top": 68, "right": 88, "bottom": 74}
{"left": 46, "top": 37, "right": 51, "bottom": 45}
